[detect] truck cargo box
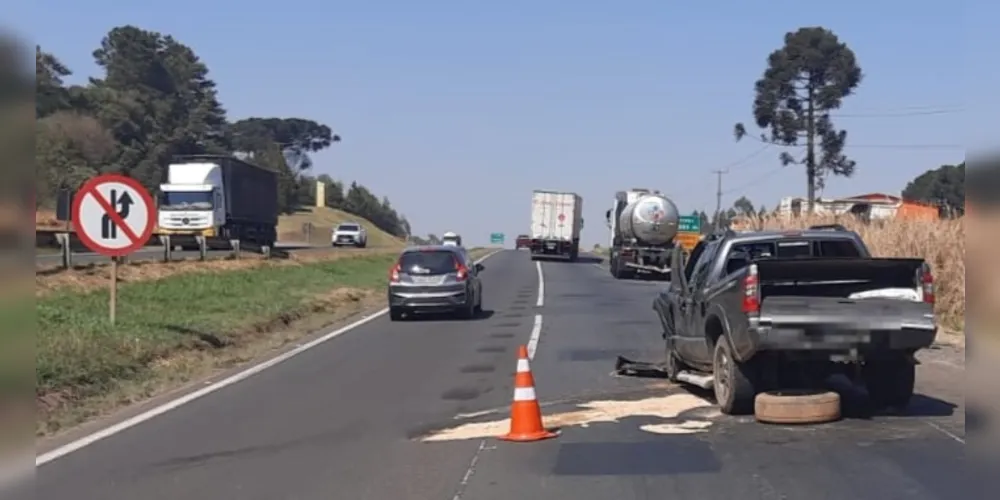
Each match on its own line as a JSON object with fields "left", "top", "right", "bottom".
{"left": 530, "top": 190, "right": 583, "bottom": 242}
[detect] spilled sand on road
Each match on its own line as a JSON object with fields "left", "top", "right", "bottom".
{"left": 421, "top": 392, "right": 719, "bottom": 442}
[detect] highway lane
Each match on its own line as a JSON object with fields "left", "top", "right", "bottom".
{"left": 33, "top": 249, "right": 966, "bottom": 499}
{"left": 34, "top": 249, "right": 538, "bottom": 500}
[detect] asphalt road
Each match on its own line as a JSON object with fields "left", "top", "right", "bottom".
{"left": 35, "top": 241, "right": 318, "bottom": 267}
{"left": 32, "top": 250, "right": 965, "bottom": 499}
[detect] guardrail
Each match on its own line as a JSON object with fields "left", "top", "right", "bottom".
{"left": 37, "top": 228, "right": 283, "bottom": 269}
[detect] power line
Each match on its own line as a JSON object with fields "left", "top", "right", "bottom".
{"left": 722, "top": 165, "right": 787, "bottom": 195}
{"left": 740, "top": 134, "right": 961, "bottom": 150}
{"left": 832, "top": 108, "right": 961, "bottom": 118}
{"left": 721, "top": 144, "right": 771, "bottom": 171}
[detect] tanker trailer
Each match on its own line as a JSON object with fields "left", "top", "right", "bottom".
{"left": 604, "top": 189, "right": 679, "bottom": 279}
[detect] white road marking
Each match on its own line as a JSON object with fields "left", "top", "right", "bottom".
{"left": 35, "top": 250, "right": 503, "bottom": 467}
{"left": 535, "top": 260, "right": 544, "bottom": 307}
{"left": 527, "top": 314, "right": 543, "bottom": 360}
{"left": 451, "top": 439, "right": 490, "bottom": 500}
{"left": 924, "top": 420, "right": 965, "bottom": 444}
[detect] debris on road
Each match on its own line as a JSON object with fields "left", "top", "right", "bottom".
{"left": 420, "top": 392, "right": 717, "bottom": 442}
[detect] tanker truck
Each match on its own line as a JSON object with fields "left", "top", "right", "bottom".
{"left": 604, "top": 188, "right": 679, "bottom": 280}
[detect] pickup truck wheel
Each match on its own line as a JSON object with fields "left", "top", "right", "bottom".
{"left": 663, "top": 340, "right": 683, "bottom": 382}
{"left": 754, "top": 390, "right": 841, "bottom": 424}
{"left": 863, "top": 356, "right": 915, "bottom": 409}
{"left": 713, "top": 339, "right": 757, "bottom": 415}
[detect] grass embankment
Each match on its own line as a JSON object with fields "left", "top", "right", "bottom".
{"left": 36, "top": 247, "right": 492, "bottom": 436}
{"left": 278, "top": 206, "right": 406, "bottom": 248}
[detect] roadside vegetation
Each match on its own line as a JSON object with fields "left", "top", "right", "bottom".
{"left": 36, "top": 247, "right": 492, "bottom": 436}
{"left": 35, "top": 26, "right": 410, "bottom": 237}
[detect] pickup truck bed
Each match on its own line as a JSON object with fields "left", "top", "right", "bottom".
{"left": 753, "top": 258, "right": 936, "bottom": 351}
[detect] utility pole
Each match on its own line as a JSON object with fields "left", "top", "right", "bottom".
{"left": 712, "top": 169, "right": 728, "bottom": 229}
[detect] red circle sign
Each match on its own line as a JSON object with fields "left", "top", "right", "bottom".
{"left": 558, "top": 213, "right": 566, "bottom": 222}
{"left": 71, "top": 174, "right": 157, "bottom": 257}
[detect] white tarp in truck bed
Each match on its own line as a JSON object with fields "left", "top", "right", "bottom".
{"left": 531, "top": 190, "right": 583, "bottom": 242}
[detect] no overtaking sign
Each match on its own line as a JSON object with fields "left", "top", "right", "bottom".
{"left": 72, "top": 174, "right": 157, "bottom": 257}
{"left": 71, "top": 173, "right": 157, "bottom": 325}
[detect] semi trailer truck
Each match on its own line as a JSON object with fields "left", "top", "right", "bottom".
{"left": 529, "top": 190, "right": 583, "bottom": 261}
{"left": 157, "top": 154, "right": 279, "bottom": 250}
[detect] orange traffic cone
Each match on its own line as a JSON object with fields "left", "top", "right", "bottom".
{"left": 498, "top": 345, "right": 558, "bottom": 442}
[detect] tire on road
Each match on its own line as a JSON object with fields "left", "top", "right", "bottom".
{"left": 754, "top": 389, "right": 841, "bottom": 424}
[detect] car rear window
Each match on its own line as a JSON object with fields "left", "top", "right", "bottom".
{"left": 399, "top": 251, "right": 458, "bottom": 275}
{"left": 731, "top": 238, "right": 863, "bottom": 260}
{"left": 337, "top": 224, "right": 359, "bottom": 231}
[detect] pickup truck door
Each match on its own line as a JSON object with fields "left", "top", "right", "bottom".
{"left": 679, "top": 240, "right": 719, "bottom": 364}
{"left": 672, "top": 241, "right": 704, "bottom": 363}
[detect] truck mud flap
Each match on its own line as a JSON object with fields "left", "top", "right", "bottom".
{"left": 613, "top": 356, "right": 668, "bottom": 378}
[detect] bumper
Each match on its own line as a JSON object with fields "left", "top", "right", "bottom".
{"left": 332, "top": 235, "right": 362, "bottom": 245}
{"left": 530, "top": 239, "right": 573, "bottom": 255}
{"left": 755, "top": 326, "right": 937, "bottom": 352}
{"left": 388, "top": 287, "right": 471, "bottom": 310}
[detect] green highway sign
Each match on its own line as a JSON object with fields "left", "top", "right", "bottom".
{"left": 490, "top": 232, "right": 505, "bottom": 244}
{"left": 678, "top": 215, "right": 701, "bottom": 233}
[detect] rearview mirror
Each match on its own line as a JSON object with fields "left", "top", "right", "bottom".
{"left": 475, "top": 263, "right": 485, "bottom": 272}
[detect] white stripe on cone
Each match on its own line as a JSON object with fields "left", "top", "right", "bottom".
{"left": 513, "top": 386, "right": 537, "bottom": 402}
{"left": 516, "top": 359, "right": 530, "bottom": 373}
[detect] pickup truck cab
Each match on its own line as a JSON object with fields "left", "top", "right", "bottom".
{"left": 653, "top": 225, "right": 937, "bottom": 415}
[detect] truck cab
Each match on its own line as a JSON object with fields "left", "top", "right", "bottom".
{"left": 442, "top": 232, "right": 462, "bottom": 247}
{"left": 158, "top": 161, "right": 225, "bottom": 238}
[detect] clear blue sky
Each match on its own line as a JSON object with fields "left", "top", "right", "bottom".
{"left": 19, "top": 0, "right": 964, "bottom": 246}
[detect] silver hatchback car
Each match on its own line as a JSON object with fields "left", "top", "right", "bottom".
{"left": 387, "top": 245, "right": 485, "bottom": 321}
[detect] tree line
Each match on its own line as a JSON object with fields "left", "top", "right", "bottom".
{"left": 35, "top": 25, "right": 409, "bottom": 238}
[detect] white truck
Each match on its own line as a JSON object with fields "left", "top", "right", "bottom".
{"left": 442, "top": 231, "right": 462, "bottom": 247}
{"left": 157, "top": 154, "right": 278, "bottom": 250}
{"left": 529, "top": 190, "right": 584, "bottom": 261}
{"left": 605, "top": 188, "right": 679, "bottom": 279}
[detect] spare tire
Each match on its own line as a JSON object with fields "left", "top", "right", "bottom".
{"left": 754, "top": 389, "right": 841, "bottom": 424}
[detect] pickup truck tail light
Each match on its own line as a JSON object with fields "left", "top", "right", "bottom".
{"left": 389, "top": 263, "right": 401, "bottom": 283}
{"left": 455, "top": 259, "right": 469, "bottom": 282}
{"left": 919, "top": 264, "right": 935, "bottom": 304}
{"left": 741, "top": 263, "right": 760, "bottom": 314}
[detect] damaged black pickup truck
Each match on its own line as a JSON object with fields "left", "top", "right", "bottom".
{"left": 652, "top": 225, "right": 937, "bottom": 415}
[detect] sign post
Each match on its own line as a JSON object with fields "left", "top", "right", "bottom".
{"left": 489, "top": 232, "right": 505, "bottom": 246}
{"left": 71, "top": 174, "right": 157, "bottom": 326}
{"left": 675, "top": 214, "right": 703, "bottom": 253}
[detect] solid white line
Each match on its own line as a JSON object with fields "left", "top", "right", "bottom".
{"left": 36, "top": 249, "right": 503, "bottom": 467}
{"left": 924, "top": 420, "right": 965, "bottom": 444}
{"left": 527, "top": 314, "right": 542, "bottom": 360}
{"left": 535, "top": 261, "right": 544, "bottom": 307}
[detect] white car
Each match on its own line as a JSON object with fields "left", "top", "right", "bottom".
{"left": 332, "top": 222, "right": 367, "bottom": 248}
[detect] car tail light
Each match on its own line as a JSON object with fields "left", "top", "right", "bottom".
{"left": 455, "top": 259, "right": 468, "bottom": 281}
{"left": 919, "top": 264, "right": 934, "bottom": 304}
{"left": 741, "top": 263, "right": 760, "bottom": 314}
{"left": 389, "top": 263, "right": 401, "bottom": 283}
